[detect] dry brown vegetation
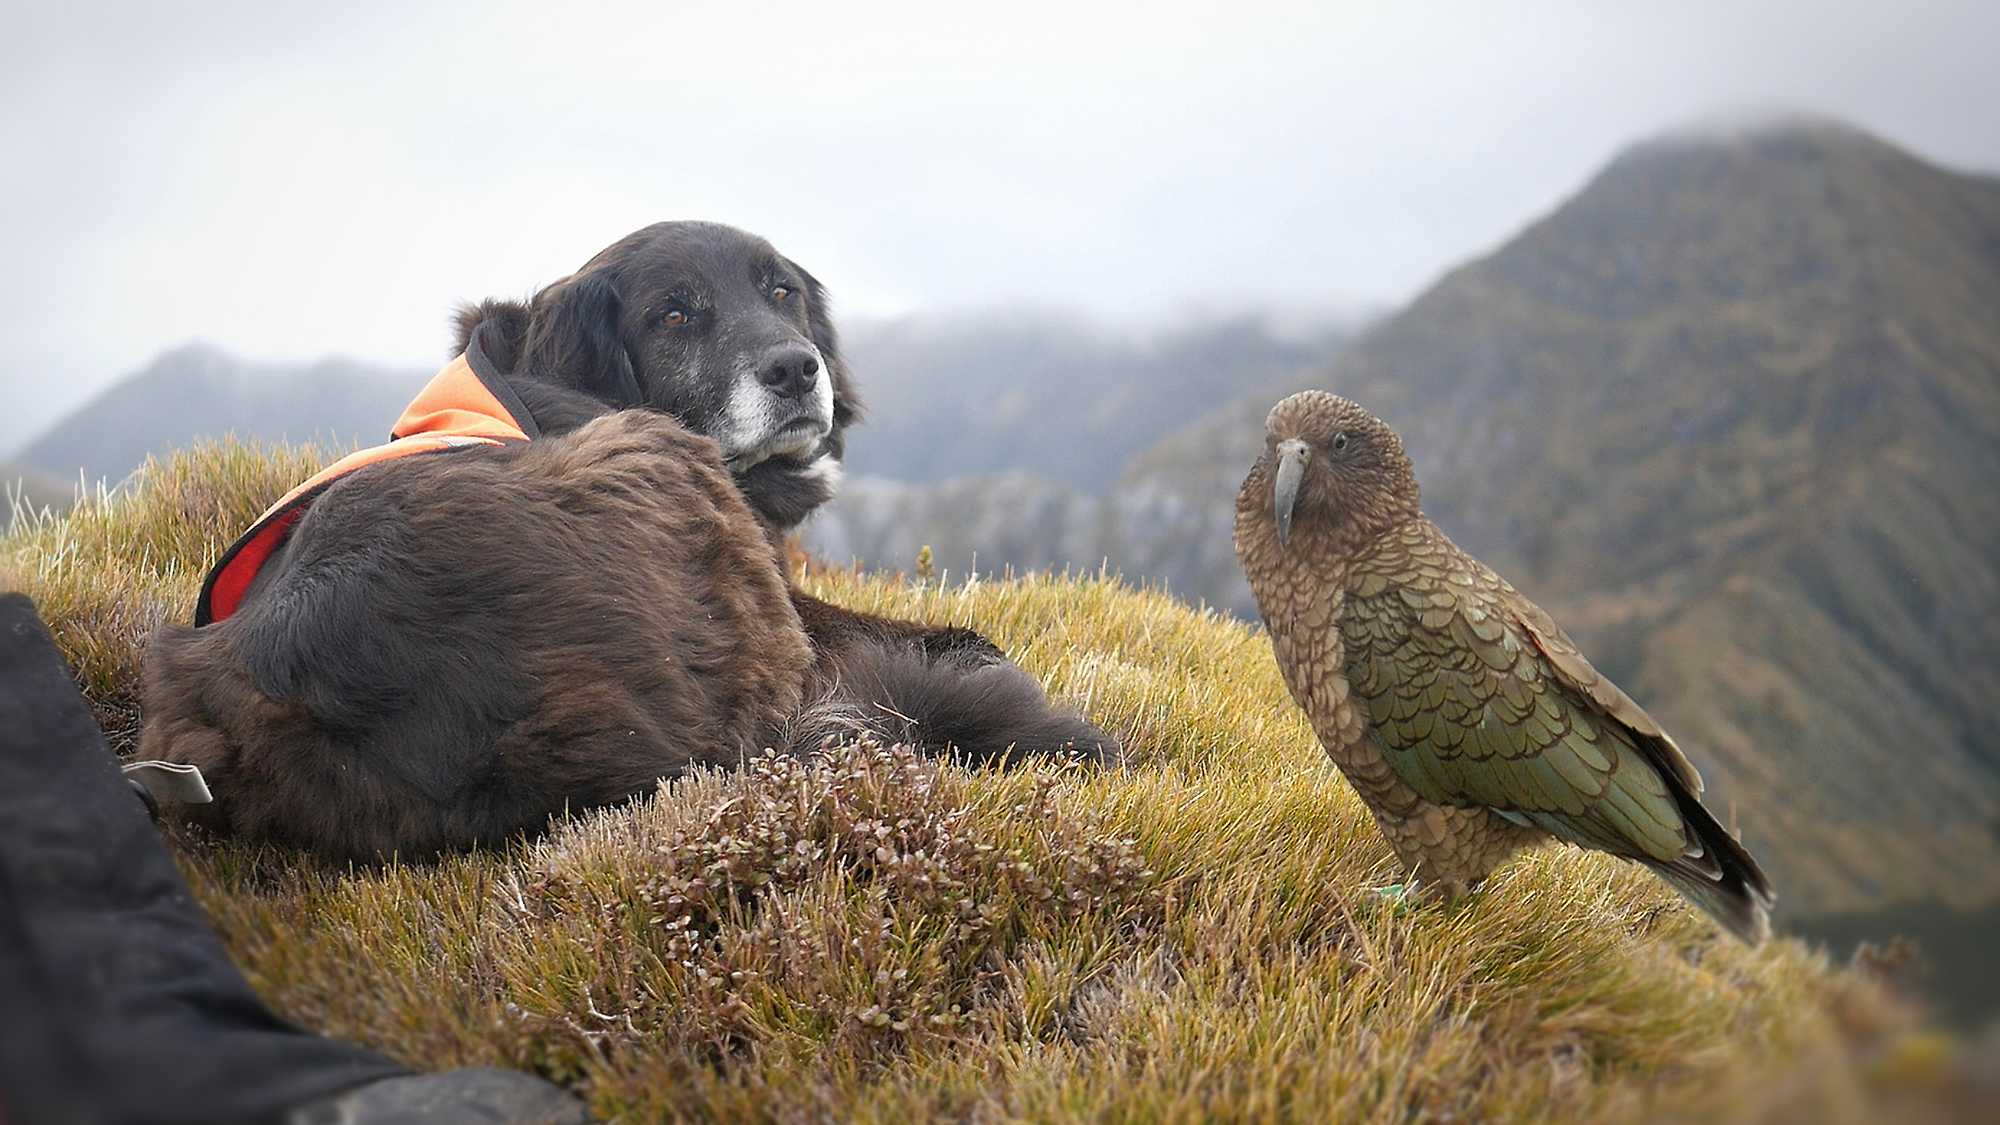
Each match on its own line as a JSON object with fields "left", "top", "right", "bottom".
{"left": 3, "top": 441, "right": 1991, "bottom": 1122}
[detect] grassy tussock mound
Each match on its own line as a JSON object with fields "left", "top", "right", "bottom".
{"left": 2, "top": 442, "right": 1984, "bottom": 1122}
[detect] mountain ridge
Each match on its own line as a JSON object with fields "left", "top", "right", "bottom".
{"left": 838, "top": 309, "right": 1357, "bottom": 493}
{"left": 15, "top": 344, "right": 421, "bottom": 485}
{"left": 1113, "top": 119, "right": 2000, "bottom": 916}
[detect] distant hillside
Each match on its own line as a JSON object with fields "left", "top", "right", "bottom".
{"left": 2, "top": 460, "right": 72, "bottom": 514}
{"left": 806, "top": 312, "right": 1357, "bottom": 597}
{"left": 839, "top": 311, "right": 1354, "bottom": 493}
{"left": 14, "top": 344, "right": 419, "bottom": 484}
{"left": 804, "top": 461, "right": 1280, "bottom": 612}
{"left": 1114, "top": 119, "right": 2000, "bottom": 921}
{"left": 809, "top": 473, "right": 1108, "bottom": 580}
{"left": 19, "top": 313, "right": 1353, "bottom": 500}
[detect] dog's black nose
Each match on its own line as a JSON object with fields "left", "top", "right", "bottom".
{"left": 757, "top": 345, "right": 821, "bottom": 398}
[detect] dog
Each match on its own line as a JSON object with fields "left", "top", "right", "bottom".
{"left": 453, "top": 221, "right": 855, "bottom": 532}
{"left": 139, "top": 221, "right": 1116, "bottom": 862}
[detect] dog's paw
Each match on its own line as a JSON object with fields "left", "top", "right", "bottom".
{"left": 973, "top": 713, "right": 1122, "bottom": 769}
{"left": 1039, "top": 715, "right": 1124, "bottom": 767}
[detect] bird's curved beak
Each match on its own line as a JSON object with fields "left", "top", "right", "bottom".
{"left": 1273, "top": 439, "right": 1309, "bottom": 548}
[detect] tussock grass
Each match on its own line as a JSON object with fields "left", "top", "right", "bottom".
{"left": 3, "top": 441, "right": 332, "bottom": 745}
{"left": 4, "top": 442, "right": 1987, "bottom": 1122}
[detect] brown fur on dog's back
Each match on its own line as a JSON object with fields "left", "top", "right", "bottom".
{"left": 140, "top": 411, "right": 813, "bottom": 861}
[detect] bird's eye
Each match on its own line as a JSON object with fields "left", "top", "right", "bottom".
{"left": 770, "top": 285, "right": 792, "bottom": 302}
{"left": 1332, "top": 432, "right": 1350, "bottom": 453}
{"left": 663, "top": 307, "right": 690, "bottom": 328}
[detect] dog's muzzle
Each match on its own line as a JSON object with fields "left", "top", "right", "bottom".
{"left": 722, "top": 349, "right": 835, "bottom": 472}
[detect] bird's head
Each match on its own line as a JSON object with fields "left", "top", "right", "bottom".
{"left": 1246, "top": 390, "right": 1420, "bottom": 551}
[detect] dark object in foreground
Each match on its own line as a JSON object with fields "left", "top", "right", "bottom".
{"left": 0, "top": 593, "right": 590, "bottom": 1125}
{"left": 1234, "top": 392, "right": 1773, "bottom": 942}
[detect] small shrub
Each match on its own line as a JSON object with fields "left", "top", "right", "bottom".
{"left": 507, "top": 742, "right": 1160, "bottom": 1070}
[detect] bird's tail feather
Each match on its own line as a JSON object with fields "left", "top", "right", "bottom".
{"left": 1643, "top": 794, "right": 1775, "bottom": 944}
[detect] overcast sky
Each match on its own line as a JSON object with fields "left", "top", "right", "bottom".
{"left": 4, "top": 0, "right": 1996, "bottom": 447}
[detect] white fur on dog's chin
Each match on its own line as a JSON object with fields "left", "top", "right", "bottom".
{"left": 795, "top": 454, "right": 843, "bottom": 498}
{"left": 719, "top": 345, "right": 835, "bottom": 470}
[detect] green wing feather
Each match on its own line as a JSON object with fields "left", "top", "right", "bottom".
{"left": 1345, "top": 557, "right": 1694, "bottom": 865}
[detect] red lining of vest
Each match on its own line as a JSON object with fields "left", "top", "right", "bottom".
{"left": 200, "top": 506, "right": 308, "bottom": 626}
{"left": 193, "top": 346, "right": 531, "bottom": 627}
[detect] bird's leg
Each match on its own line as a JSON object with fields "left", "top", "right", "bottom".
{"left": 1373, "top": 858, "right": 1432, "bottom": 909}
{"left": 1372, "top": 861, "right": 1478, "bottom": 910}
{"left": 1373, "top": 879, "right": 1418, "bottom": 908}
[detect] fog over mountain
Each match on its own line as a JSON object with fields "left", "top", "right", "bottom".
{"left": 9, "top": 311, "right": 1361, "bottom": 498}
{"left": 10, "top": 3, "right": 1999, "bottom": 447}
{"left": 838, "top": 310, "right": 1360, "bottom": 494}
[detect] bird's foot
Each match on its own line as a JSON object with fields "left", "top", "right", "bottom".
{"left": 1372, "top": 880, "right": 1420, "bottom": 911}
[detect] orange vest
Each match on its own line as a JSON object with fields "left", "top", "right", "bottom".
{"left": 195, "top": 334, "right": 539, "bottom": 625}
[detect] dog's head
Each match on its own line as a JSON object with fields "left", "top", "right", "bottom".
{"left": 460, "top": 221, "right": 860, "bottom": 530}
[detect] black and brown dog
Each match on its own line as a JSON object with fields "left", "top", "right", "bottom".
{"left": 139, "top": 221, "right": 1115, "bottom": 862}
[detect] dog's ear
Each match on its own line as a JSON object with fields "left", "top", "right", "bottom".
{"left": 793, "top": 261, "right": 863, "bottom": 451}
{"left": 451, "top": 298, "right": 531, "bottom": 368}
{"left": 520, "top": 272, "right": 644, "bottom": 406}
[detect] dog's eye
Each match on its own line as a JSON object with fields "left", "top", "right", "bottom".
{"left": 770, "top": 285, "right": 792, "bottom": 302}
{"left": 662, "top": 308, "right": 690, "bottom": 328}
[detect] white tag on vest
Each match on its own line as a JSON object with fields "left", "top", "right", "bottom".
{"left": 122, "top": 760, "right": 214, "bottom": 804}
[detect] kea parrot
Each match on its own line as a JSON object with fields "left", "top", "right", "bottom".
{"left": 1234, "top": 390, "right": 1773, "bottom": 942}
